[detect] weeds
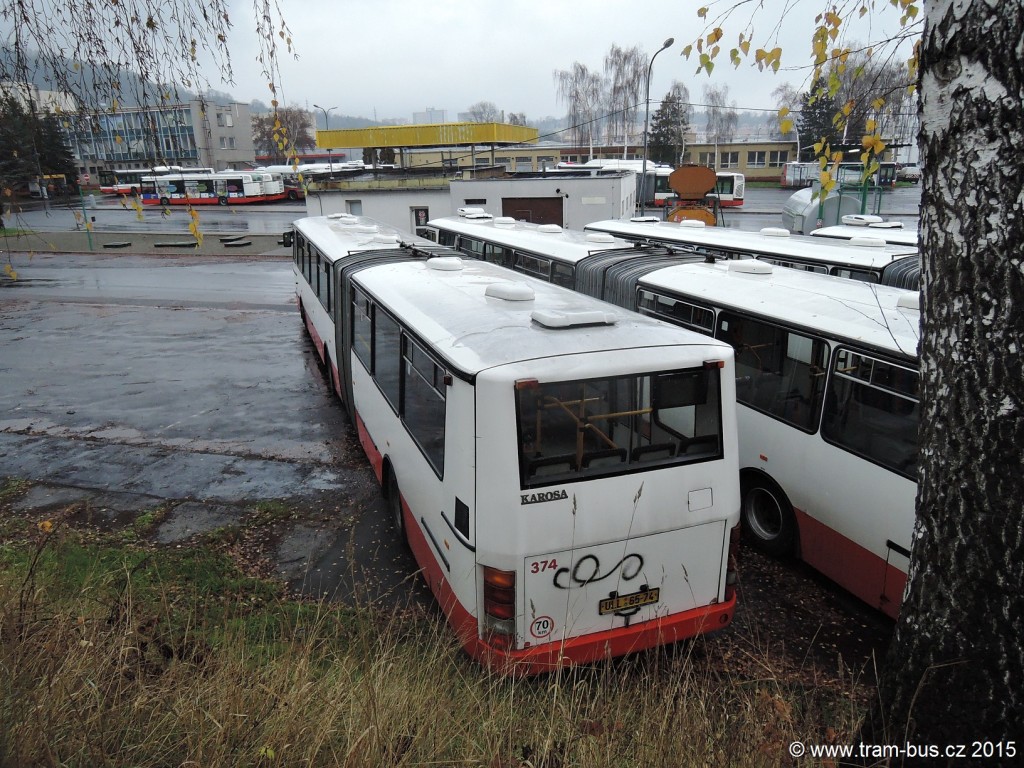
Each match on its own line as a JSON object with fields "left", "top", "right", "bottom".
{"left": 0, "top": 523, "right": 864, "bottom": 766}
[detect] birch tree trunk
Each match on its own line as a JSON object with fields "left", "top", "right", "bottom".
{"left": 861, "top": 0, "right": 1024, "bottom": 749}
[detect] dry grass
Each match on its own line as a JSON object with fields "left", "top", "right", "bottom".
{"left": 0, "top": 523, "right": 865, "bottom": 767}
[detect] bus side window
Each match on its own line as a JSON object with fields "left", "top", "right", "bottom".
{"left": 373, "top": 309, "right": 402, "bottom": 411}
{"left": 821, "top": 350, "right": 919, "bottom": 477}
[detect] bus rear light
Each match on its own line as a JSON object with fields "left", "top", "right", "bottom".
{"left": 515, "top": 378, "right": 540, "bottom": 390}
{"left": 483, "top": 566, "right": 516, "bottom": 644}
{"left": 704, "top": 359, "right": 726, "bottom": 369}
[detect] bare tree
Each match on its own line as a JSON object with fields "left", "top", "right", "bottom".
{"left": 702, "top": 84, "right": 738, "bottom": 167}
{"left": 604, "top": 44, "right": 646, "bottom": 156}
{"left": 465, "top": 101, "right": 502, "bottom": 123}
{"left": 553, "top": 62, "right": 605, "bottom": 159}
{"left": 769, "top": 82, "right": 801, "bottom": 152}
{"left": 252, "top": 106, "right": 315, "bottom": 163}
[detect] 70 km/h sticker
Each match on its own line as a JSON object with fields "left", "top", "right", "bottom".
{"left": 529, "top": 615, "right": 555, "bottom": 639}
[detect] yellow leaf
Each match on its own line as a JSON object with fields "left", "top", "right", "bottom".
{"left": 682, "top": 44, "right": 692, "bottom": 58}
{"left": 780, "top": 118, "right": 794, "bottom": 134}
{"left": 707, "top": 27, "right": 723, "bottom": 45}
{"left": 3, "top": 263, "right": 17, "bottom": 280}
{"left": 739, "top": 39, "right": 750, "bottom": 55}
{"left": 697, "top": 6, "right": 708, "bottom": 18}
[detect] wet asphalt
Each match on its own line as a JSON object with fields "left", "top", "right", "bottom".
{"left": 0, "top": 251, "right": 425, "bottom": 608}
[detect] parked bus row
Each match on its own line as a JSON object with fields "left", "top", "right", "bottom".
{"left": 290, "top": 213, "right": 742, "bottom": 674}
{"left": 424, "top": 211, "right": 920, "bottom": 620}
{"left": 139, "top": 170, "right": 288, "bottom": 205}
{"left": 98, "top": 166, "right": 214, "bottom": 196}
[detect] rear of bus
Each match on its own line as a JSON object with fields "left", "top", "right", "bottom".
{"left": 470, "top": 343, "right": 740, "bottom": 673}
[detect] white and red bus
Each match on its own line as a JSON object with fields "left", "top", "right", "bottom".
{"left": 713, "top": 172, "right": 745, "bottom": 207}
{"left": 139, "top": 170, "right": 287, "bottom": 205}
{"left": 418, "top": 214, "right": 920, "bottom": 618}
{"left": 584, "top": 217, "right": 920, "bottom": 289}
{"left": 631, "top": 261, "right": 919, "bottom": 619}
{"left": 98, "top": 166, "right": 214, "bottom": 196}
{"left": 291, "top": 213, "right": 741, "bottom": 673}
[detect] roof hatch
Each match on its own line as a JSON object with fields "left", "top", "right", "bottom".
{"left": 531, "top": 309, "right": 618, "bottom": 328}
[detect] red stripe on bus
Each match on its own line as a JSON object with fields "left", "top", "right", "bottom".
{"left": 399, "top": 500, "right": 735, "bottom": 675}
{"left": 354, "top": 412, "right": 384, "bottom": 485}
{"left": 794, "top": 508, "right": 906, "bottom": 620}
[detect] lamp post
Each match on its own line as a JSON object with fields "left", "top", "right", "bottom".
{"left": 641, "top": 37, "right": 674, "bottom": 218}
{"left": 313, "top": 103, "right": 336, "bottom": 173}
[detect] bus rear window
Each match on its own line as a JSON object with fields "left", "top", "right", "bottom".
{"left": 516, "top": 369, "right": 723, "bottom": 488}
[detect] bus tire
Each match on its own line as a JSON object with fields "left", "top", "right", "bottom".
{"left": 740, "top": 473, "right": 797, "bottom": 558}
{"left": 218, "top": 196, "right": 229, "bottom": 206}
{"left": 159, "top": 197, "right": 170, "bottom": 206}
{"left": 386, "top": 469, "right": 407, "bottom": 545}
{"left": 287, "top": 189, "right": 298, "bottom": 200}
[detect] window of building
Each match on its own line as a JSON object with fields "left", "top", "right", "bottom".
{"left": 719, "top": 152, "right": 740, "bottom": 169}
{"left": 747, "top": 151, "right": 767, "bottom": 168}
{"left": 769, "top": 150, "right": 789, "bottom": 167}
{"left": 346, "top": 200, "right": 363, "bottom": 215}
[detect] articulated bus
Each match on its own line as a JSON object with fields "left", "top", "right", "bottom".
{"left": 584, "top": 218, "right": 921, "bottom": 289}
{"left": 98, "top": 166, "right": 214, "bottom": 196}
{"left": 419, "top": 213, "right": 920, "bottom": 618}
{"left": 424, "top": 209, "right": 642, "bottom": 288}
{"left": 140, "top": 171, "right": 287, "bottom": 205}
{"left": 291, "top": 213, "right": 741, "bottom": 673}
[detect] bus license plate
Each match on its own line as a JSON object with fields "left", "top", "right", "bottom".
{"left": 599, "top": 588, "right": 660, "bottom": 615}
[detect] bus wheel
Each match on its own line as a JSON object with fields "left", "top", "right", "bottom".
{"left": 218, "top": 196, "right": 228, "bottom": 206}
{"left": 740, "top": 474, "right": 796, "bottom": 558}
{"left": 159, "top": 197, "right": 170, "bottom": 206}
{"left": 386, "top": 470, "right": 407, "bottom": 544}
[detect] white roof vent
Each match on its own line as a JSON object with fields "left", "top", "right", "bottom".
{"left": 327, "top": 213, "right": 347, "bottom": 220}
{"left": 629, "top": 216, "right": 660, "bottom": 223}
{"left": 585, "top": 232, "right": 616, "bottom": 243}
{"left": 678, "top": 219, "right": 706, "bottom": 228}
{"left": 842, "top": 214, "right": 884, "bottom": 226}
{"left": 849, "top": 236, "right": 888, "bottom": 248}
{"left": 866, "top": 221, "right": 905, "bottom": 229}
{"left": 897, "top": 292, "right": 921, "bottom": 311}
{"left": 538, "top": 224, "right": 563, "bottom": 234}
{"left": 458, "top": 207, "right": 488, "bottom": 217}
{"left": 729, "top": 260, "right": 774, "bottom": 275}
{"left": 485, "top": 281, "right": 535, "bottom": 301}
{"left": 427, "top": 257, "right": 464, "bottom": 271}
{"left": 759, "top": 227, "right": 791, "bottom": 238}
{"left": 531, "top": 309, "right": 618, "bottom": 328}
{"left": 494, "top": 216, "right": 517, "bottom": 227}
{"left": 372, "top": 234, "right": 401, "bottom": 244}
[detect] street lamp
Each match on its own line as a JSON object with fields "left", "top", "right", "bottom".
{"left": 641, "top": 37, "right": 674, "bottom": 218}
{"left": 313, "top": 103, "right": 336, "bottom": 173}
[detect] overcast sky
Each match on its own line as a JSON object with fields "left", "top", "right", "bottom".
{"left": 221, "top": 0, "right": 917, "bottom": 122}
